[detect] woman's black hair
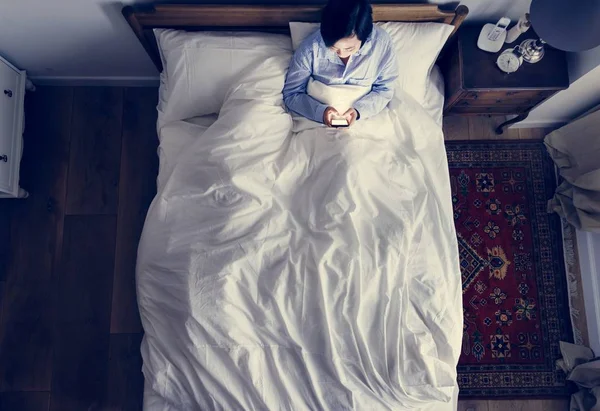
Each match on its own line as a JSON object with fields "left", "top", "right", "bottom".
{"left": 320, "top": 0, "right": 373, "bottom": 47}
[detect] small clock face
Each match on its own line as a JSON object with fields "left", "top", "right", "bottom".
{"left": 497, "top": 50, "right": 521, "bottom": 73}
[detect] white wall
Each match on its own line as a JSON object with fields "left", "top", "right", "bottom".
{"left": 0, "top": 0, "right": 531, "bottom": 83}
{"left": 568, "top": 45, "right": 600, "bottom": 82}
{"left": 0, "top": 0, "right": 158, "bottom": 81}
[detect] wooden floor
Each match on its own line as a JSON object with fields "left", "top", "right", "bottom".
{"left": 0, "top": 87, "right": 157, "bottom": 410}
{"left": 0, "top": 87, "right": 568, "bottom": 410}
{"left": 442, "top": 115, "right": 551, "bottom": 141}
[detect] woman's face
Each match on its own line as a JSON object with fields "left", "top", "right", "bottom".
{"left": 330, "top": 35, "right": 362, "bottom": 58}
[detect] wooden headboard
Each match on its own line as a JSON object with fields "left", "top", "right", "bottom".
{"left": 123, "top": 3, "right": 469, "bottom": 73}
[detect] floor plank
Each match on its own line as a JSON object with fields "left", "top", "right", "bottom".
{"left": 539, "top": 399, "right": 570, "bottom": 411}
{"left": 517, "top": 128, "right": 533, "bottom": 140}
{"left": 111, "top": 88, "right": 159, "bottom": 334}
{"left": 50, "top": 215, "right": 117, "bottom": 411}
{"left": 488, "top": 399, "right": 535, "bottom": 411}
{"left": 518, "top": 127, "right": 550, "bottom": 140}
{"left": 0, "top": 198, "right": 5, "bottom": 345}
{"left": 0, "top": 87, "right": 73, "bottom": 392}
{"left": 443, "top": 115, "right": 469, "bottom": 140}
{"left": 487, "top": 399, "right": 568, "bottom": 411}
{"left": 65, "top": 87, "right": 123, "bottom": 216}
{"left": 458, "top": 399, "right": 490, "bottom": 411}
{"left": 0, "top": 280, "right": 4, "bottom": 329}
{"left": 0, "top": 391, "right": 50, "bottom": 411}
{"left": 467, "top": 116, "right": 495, "bottom": 140}
{"left": 0, "top": 201, "right": 13, "bottom": 282}
{"left": 468, "top": 116, "right": 520, "bottom": 140}
{"left": 106, "top": 333, "right": 144, "bottom": 411}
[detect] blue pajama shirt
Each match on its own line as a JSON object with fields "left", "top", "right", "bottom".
{"left": 283, "top": 26, "right": 399, "bottom": 123}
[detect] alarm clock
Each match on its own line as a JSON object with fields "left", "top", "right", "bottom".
{"left": 496, "top": 47, "right": 523, "bottom": 73}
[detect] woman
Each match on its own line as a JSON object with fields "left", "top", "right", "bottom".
{"left": 283, "top": 0, "right": 399, "bottom": 127}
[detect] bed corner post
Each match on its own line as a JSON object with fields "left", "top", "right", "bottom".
{"left": 449, "top": 5, "right": 469, "bottom": 38}
{"left": 122, "top": 5, "right": 164, "bottom": 73}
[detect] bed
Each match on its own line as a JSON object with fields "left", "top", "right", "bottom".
{"left": 124, "top": 4, "right": 468, "bottom": 410}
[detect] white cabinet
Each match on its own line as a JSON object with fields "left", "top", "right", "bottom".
{"left": 0, "top": 55, "right": 27, "bottom": 198}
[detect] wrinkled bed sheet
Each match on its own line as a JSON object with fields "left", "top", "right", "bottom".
{"left": 138, "top": 56, "right": 462, "bottom": 410}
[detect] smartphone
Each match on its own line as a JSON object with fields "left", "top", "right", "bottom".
{"left": 331, "top": 117, "right": 349, "bottom": 127}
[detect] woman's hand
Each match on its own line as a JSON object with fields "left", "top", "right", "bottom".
{"left": 323, "top": 106, "right": 340, "bottom": 127}
{"left": 343, "top": 108, "right": 358, "bottom": 126}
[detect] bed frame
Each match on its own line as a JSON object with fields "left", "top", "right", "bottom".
{"left": 123, "top": 3, "right": 469, "bottom": 73}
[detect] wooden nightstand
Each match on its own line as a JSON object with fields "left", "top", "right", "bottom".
{"left": 441, "top": 26, "right": 569, "bottom": 134}
{"left": 0, "top": 55, "right": 28, "bottom": 198}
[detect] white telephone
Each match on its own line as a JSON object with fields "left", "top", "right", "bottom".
{"left": 477, "top": 18, "right": 511, "bottom": 53}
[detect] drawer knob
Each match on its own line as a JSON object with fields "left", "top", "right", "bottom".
{"left": 0, "top": 155, "right": 7, "bottom": 162}
{"left": 3, "top": 89, "right": 12, "bottom": 98}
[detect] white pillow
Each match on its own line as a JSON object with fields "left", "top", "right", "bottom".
{"left": 288, "top": 22, "right": 453, "bottom": 106}
{"left": 155, "top": 29, "right": 293, "bottom": 123}
{"left": 289, "top": 22, "right": 319, "bottom": 50}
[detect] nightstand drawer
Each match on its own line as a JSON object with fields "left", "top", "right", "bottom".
{"left": 463, "top": 90, "right": 554, "bottom": 101}
{"left": 450, "top": 106, "right": 530, "bottom": 115}
{"left": 446, "top": 89, "right": 557, "bottom": 114}
{"left": 456, "top": 97, "right": 532, "bottom": 107}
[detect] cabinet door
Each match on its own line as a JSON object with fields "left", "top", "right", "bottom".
{"left": 0, "top": 59, "right": 19, "bottom": 193}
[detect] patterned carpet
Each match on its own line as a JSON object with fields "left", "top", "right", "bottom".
{"left": 445, "top": 141, "right": 573, "bottom": 397}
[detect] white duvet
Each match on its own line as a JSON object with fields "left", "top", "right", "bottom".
{"left": 138, "top": 55, "right": 462, "bottom": 410}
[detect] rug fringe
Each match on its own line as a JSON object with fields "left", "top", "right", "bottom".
{"left": 561, "top": 218, "right": 585, "bottom": 346}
